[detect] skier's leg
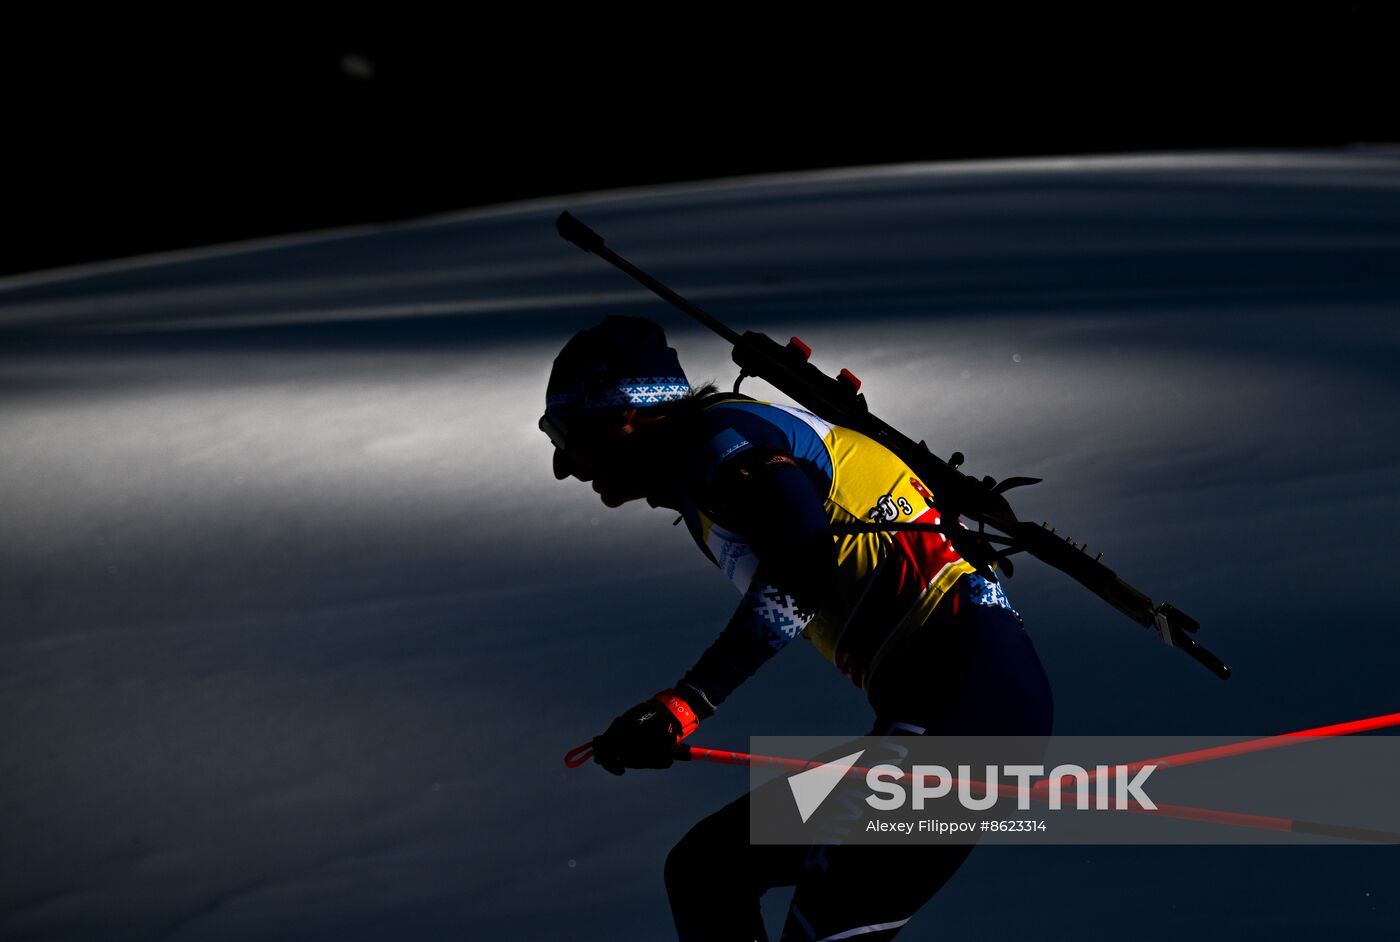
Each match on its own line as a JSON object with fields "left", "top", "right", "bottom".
{"left": 919, "top": 602, "right": 1055, "bottom": 741}
{"left": 781, "top": 839, "right": 975, "bottom": 941}
{"left": 778, "top": 583, "right": 1055, "bottom": 940}
{"left": 869, "top": 580, "right": 1055, "bottom": 741}
{"left": 775, "top": 713, "right": 976, "bottom": 942}
{"left": 667, "top": 787, "right": 807, "bottom": 941}
{"left": 667, "top": 725, "right": 900, "bottom": 941}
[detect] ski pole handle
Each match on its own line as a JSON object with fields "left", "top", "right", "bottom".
{"left": 563, "top": 741, "right": 696, "bottom": 768}
{"left": 564, "top": 741, "right": 594, "bottom": 768}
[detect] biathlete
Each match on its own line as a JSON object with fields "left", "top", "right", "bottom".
{"left": 545, "top": 315, "right": 1054, "bottom": 941}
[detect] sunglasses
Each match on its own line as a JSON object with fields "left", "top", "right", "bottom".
{"left": 540, "top": 409, "right": 633, "bottom": 449}
{"left": 538, "top": 412, "right": 571, "bottom": 452}
{"left": 540, "top": 412, "right": 633, "bottom": 484}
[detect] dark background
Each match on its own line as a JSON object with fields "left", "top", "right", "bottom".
{"left": 5, "top": 10, "right": 1400, "bottom": 938}
{"left": 7, "top": 4, "right": 1397, "bottom": 278}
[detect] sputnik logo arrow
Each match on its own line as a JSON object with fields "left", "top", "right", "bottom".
{"left": 787, "top": 750, "right": 866, "bottom": 823}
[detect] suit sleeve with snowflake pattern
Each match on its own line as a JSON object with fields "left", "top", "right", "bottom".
{"left": 674, "top": 447, "right": 838, "bottom": 719}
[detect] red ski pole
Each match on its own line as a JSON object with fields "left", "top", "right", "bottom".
{"left": 564, "top": 710, "right": 1400, "bottom": 842}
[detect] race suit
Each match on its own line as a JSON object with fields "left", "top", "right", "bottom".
{"left": 658, "top": 393, "right": 1054, "bottom": 942}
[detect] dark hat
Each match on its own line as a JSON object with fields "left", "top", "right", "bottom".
{"left": 545, "top": 315, "right": 689, "bottom": 417}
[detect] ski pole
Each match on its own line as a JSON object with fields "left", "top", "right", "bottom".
{"left": 564, "top": 710, "right": 1400, "bottom": 842}
{"left": 573, "top": 742, "right": 1398, "bottom": 842}
{"left": 1029, "top": 709, "right": 1400, "bottom": 798}
{"left": 566, "top": 710, "right": 1400, "bottom": 773}
{"left": 671, "top": 710, "right": 1400, "bottom": 793}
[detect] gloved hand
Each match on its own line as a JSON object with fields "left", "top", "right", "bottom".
{"left": 591, "top": 689, "right": 700, "bottom": 775}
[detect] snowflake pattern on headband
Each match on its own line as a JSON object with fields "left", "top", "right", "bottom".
{"left": 547, "top": 377, "right": 690, "bottom": 413}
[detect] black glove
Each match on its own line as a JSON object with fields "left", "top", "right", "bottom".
{"left": 591, "top": 689, "right": 700, "bottom": 776}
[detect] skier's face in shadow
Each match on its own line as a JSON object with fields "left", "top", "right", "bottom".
{"left": 551, "top": 408, "right": 669, "bottom": 508}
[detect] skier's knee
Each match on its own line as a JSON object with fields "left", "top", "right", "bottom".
{"left": 664, "top": 834, "right": 697, "bottom": 901}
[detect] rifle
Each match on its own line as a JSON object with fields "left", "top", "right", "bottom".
{"left": 555, "top": 211, "right": 1229, "bottom": 680}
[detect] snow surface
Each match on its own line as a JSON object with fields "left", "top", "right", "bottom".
{"left": 2, "top": 150, "right": 1399, "bottom": 939}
